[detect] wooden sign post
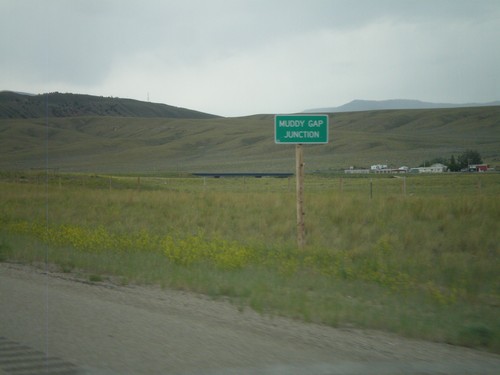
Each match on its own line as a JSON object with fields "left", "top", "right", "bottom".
{"left": 274, "top": 114, "right": 329, "bottom": 249}
{"left": 295, "top": 144, "right": 306, "bottom": 248}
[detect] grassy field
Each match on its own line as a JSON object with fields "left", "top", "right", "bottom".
{"left": 1, "top": 172, "right": 499, "bottom": 352}
{"left": 1, "top": 106, "right": 499, "bottom": 173}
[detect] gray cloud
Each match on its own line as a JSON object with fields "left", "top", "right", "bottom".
{"left": 1, "top": 0, "right": 499, "bottom": 116}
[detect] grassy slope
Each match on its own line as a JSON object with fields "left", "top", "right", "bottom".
{"left": 1, "top": 106, "right": 499, "bottom": 173}
{"left": 0, "top": 91, "right": 219, "bottom": 119}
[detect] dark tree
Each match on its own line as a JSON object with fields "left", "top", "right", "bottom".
{"left": 457, "top": 150, "right": 483, "bottom": 170}
{"left": 448, "top": 155, "right": 460, "bottom": 172}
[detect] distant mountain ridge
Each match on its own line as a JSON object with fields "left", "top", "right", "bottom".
{"left": 305, "top": 99, "right": 500, "bottom": 113}
{"left": 0, "top": 91, "right": 219, "bottom": 119}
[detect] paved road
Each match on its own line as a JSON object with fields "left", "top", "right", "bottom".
{"left": 1, "top": 263, "right": 499, "bottom": 375}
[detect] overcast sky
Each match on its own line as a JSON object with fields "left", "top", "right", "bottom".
{"left": 1, "top": 0, "right": 499, "bottom": 117}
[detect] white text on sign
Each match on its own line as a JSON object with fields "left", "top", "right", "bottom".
{"left": 284, "top": 130, "right": 321, "bottom": 139}
{"left": 278, "top": 120, "right": 325, "bottom": 127}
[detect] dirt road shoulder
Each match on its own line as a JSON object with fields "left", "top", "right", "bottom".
{"left": 1, "top": 262, "right": 499, "bottom": 375}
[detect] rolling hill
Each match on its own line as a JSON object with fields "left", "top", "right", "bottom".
{"left": 0, "top": 91, "right": 219, "bottom": 119}
{"left": 1, "top": 96, "right": 499, "bottom": 173}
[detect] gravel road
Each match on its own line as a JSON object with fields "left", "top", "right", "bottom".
{"left": 1, "top": 262, "right": 499, "bottom": 375}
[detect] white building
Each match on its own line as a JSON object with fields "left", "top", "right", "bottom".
{"left": 410, "top": 163, "right": 448, "bottom": 173}
{"left": 371, "top": 164, "right": 388, "bottom": 171}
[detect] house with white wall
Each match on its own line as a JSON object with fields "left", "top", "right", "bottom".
{"left": 410, "top": 163, "right": 448, "bottom": 173}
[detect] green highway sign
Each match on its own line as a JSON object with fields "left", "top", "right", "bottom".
{"left": 274, "top": 114, "right": 329, "bottom": 144}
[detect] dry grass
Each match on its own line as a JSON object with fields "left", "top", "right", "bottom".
{"left": 1, "top": 173, "right": 499, "bottom": 352}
